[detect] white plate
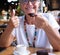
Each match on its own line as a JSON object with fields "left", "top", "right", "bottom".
{"left": 48, "top": 53, "right": 56, "bottom": 55}
{"left": 13, "top": 50, "right": 30, "bottom": 55}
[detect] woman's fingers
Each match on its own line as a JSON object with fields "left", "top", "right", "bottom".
{"left": 10, "top": 9, "right": 19, "bottom": 28}
{"left": 35, "top": 14, "right": 48, "bottom": 28}
{"left": 10, "top": 9, "right": 15, "bottom": 17}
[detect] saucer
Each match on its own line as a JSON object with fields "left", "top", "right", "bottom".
{"left": 13, "top": 50, "right": 30, "bottom": 55}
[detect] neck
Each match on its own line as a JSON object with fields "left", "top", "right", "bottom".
{"left": 25, "top": 15, "right": 31, "bottom": 24}
{"left": 25, "top": 15, "right": 34, "bottom": 25}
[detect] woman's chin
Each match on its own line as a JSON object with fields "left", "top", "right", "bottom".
{"left": 27, "top": 11, "right": 35, "bottom": 14}
{"left": 28, "top": 12, "right": 35, "bottom": 14}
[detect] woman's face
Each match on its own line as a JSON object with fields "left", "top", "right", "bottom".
{"left": 20, "top": 0, "right": 40, "bottom": 15}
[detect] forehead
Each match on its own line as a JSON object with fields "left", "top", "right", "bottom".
{"left": 28, "top": 0, "right": 37, "bottom": 1}
{"left": 19, "top": 0, "right": 37, "bottom": 1}
{"left": 19, "top": 0, "right": 40, "bottom": 2}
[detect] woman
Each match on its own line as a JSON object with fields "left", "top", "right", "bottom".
{"left": 0, "top": 0, "right": 60, "bottom": 51}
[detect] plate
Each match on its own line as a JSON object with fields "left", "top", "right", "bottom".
{"left": 48, "top": 53, "right": 56, "bottom": 55}
{"left": 13, "top": 50, "right": 30, "bottom": 55}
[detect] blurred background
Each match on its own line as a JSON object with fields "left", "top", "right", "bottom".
{"left": 0, "top": 0, "right": 60, "bottom": 18}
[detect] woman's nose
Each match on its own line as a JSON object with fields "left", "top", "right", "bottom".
{"left": 27, "top": 1, "right": 33, "bottom": 5}
{"left": 27, "top": 1, "right": 34, "bottom": 8}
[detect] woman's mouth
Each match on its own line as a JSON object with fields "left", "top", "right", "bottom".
{"left": 28, "top": 13, "right": 35, "bottom": 17}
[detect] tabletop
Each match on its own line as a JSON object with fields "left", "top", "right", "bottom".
{"left": 0, "top": 46, "right": 60, "bottom": 55}
{"left": 0, "top": 19, "right": 9, "bottom": 24}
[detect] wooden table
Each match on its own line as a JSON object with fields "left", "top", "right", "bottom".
{"left": 0, "top": 46, "right": 60, "bottom": 55}
{"left": 0, "top": 19, "right": 9, "bottom": 32}
{"left": 0, "top": 19, "right": 9, "bottom": 24}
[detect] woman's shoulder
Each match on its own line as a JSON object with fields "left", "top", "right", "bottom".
{"left": 38, "top": 12, "right": 53, "bottom": 19}
{"left": 38, "top": 12, "right": 52, "bottom": 15}
{"left": 18, "top": 15, "right": 25, "bottom": 21}
{"left": 18, "top": 15, "right": 25, "bottom": 19}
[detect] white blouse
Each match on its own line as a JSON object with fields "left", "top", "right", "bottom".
{"left": 12, "top": 13, "right": 59, "bottom": 49}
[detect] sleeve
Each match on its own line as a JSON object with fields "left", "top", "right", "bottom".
{"left": 11, "top": 16, "right": 24, "bottom": 37}
{"left": 48, "top": 13, "right": 60, "bottom": 29}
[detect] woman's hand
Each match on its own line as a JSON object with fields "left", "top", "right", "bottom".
{"left": 35, "top": 14, "right": 49, "bottom": 29}
{"left": 9, "top": 9, "right": 19, "bottom": 28}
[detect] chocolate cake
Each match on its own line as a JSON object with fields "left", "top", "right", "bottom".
{"left": 28, "top": 13, "right": 35, "bottom": 17}
{"left": 36, "top": 50, "right": 48, "bottom": 55}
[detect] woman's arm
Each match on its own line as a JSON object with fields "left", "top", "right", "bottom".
{"left": 43, "top": 23, "right": 60, "bottom": 51}
{"left": 35, "top": 14, "right": 60, "bottom": 51}
{"left": 0, "top": 20, "right": 15, "bottom": 47}
{"left": 0, "top": 10, "right": 19, "bottom": 47}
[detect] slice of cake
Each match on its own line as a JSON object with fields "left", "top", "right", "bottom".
{"left": 36, "top": 50, "right": 48, "bottom": 55}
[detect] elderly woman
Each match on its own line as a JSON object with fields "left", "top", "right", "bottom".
{"left": 0, "top": 0, "right": 60, "bottom": 51}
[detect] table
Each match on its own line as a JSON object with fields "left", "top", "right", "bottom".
{"left": 0, "top": 46, "right": 60, "bottom": 55}
{"left": 0, "top": 19, "right": 9, "bottom": 24}
{"left": 0, "top": 19, "right": 9, "bottom": 33}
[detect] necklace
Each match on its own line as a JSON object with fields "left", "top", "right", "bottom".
{"left": 24, "top": 16, "right": 37, "bottom": 47}
{"left": 24, "top": 23, "right": 37, "bottom": 47}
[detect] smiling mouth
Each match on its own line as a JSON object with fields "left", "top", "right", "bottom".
{"left": 25, "top": 7, "right": 36, "bottom": 17}
{"left": 28, "top": 13, "right": 36, "bottom": 17}
{"left": 28, "top": 13, "right": 35, "bottom": 17}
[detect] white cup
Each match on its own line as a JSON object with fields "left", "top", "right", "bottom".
{"left": 13, "top": 45, "right": 30, "bottom": 55}
{"left": 15, "top": 45, "right": 27, "bottom": 52}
